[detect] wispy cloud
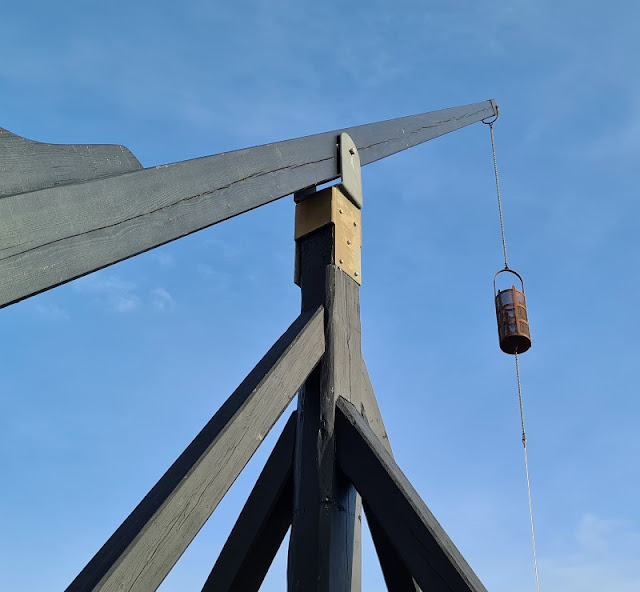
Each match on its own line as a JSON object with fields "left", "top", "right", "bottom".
{"left": 153, "top": 252, "right": 176, "bottom": 267}
{"left": 74, "top": 275, "right": 140, "bottom": 312}
{"left": 540, "top": 514, "right": 640, "bottom": 592}
{"left": 151, "top": 288, "right": 175, "bottom": 311}
{"left": 34, "top": 303, "right": 69, "bottom": 321}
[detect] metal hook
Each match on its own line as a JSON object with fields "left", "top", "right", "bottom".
{"left": 482, "top": 99, "right": 499, "bottom": 125}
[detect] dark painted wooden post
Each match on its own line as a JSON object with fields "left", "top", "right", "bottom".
{"left": 288, "top": 186, "right": 364, "bottom": 592}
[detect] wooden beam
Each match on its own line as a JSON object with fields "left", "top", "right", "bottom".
{"left": 288, "top": 217, "right": 365, "bottom": 591}
{"left": 365, "top": 509, "right": 420, "bottom": 592}
{"left": 360, "top": 359, "right": 392, "bottom": 456}
{"left": 65, "top": 306, "right": 325, "bottom": 592}
{"left": 201, "top": 411, "right": 297, "bottom": 592}
{"left": 359, "top": 359, "right": 420, "bottom": 591}
{"left": 335, "top": 397, "right": 488, "bottom": 592}
{"left": 0, "top": 126, "right": 142, "bottom": 199}
{"left": 0, "top": 100, "right": 496, "bottom": 308}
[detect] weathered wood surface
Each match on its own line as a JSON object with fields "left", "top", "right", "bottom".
{"left": 66, "top": 307, "right": 324, "bottom": 592}
{"left": 202, "top": 412, "right": 296, "bottom": 592}
{"left": 0, "top": 100, "right": 496, "bottom": 308}
{"left": 288, "top": 220, "right": 364, "bottom": 591}
{"left": 359, "top": 359, "right": 420, "bottom": 591}
{"left": 366, "top": 510, "right": 421, "bottom": 592}
{"left": 336, "top": 397, "right": 488, "bottom": 592}
{"left": 0, "top": 127, "right": 142, "bottom": 199}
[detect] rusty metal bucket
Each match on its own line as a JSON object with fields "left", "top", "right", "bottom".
{"left": 494, "top": 269, "right": 531, "bottom": 354}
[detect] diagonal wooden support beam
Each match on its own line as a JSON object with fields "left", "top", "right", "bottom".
{"left": 0, "top": 100, "right": 496, "bottom": 308}
{"left": 365, "top": 510, "right": 421, "bottom": 592}
{"left": 335, "top": 396, "right": 488, "bottom": 592}
{"left": 359, "top": 359, "right": 420, "bottom": 592}
{"left": 202, "top": 411, "right": 297, "bottom": 592}
{"left": 65, "top": 306, "right": 325, "bottom": 592}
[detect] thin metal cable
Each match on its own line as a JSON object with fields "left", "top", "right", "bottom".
{"left": 488, "top": 122, "right": 509, "bottom": 269}
{"left": 515, "top": 352, "right": 540, "bottom": 592}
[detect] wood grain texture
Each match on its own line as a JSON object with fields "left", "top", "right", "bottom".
{"left": 201, "top": 412, "right": 296, "bottom": 592}
{"left": 336, "top": 397, "right": 488, "bottom": 592}
{"left": 0, "top": 100, "right": 496, "bottom": 308}
{"left": 288, "top": 222, "right": 364, "bottom": 591}
{"left": 65, "top": 307, "right": 325, "bottom": 592}
{"left": 0, "top": 127, "right": 142, "bottom": 199}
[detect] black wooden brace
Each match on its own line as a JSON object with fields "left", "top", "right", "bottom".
{"left": 201, "top": 411, "right": 297, "bottom": 592}
{"left": 65, "top": 307, "right": 324, "bottom": 592}
{"left": 335, "top": 396, "right": 488, "bottom": 592}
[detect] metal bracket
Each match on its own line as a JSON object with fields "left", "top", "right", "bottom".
{"left": 338, "top": 133, "right": 362, "bottom": 209}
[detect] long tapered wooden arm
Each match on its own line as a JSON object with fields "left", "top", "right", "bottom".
{"left": 0, "top": 100, "right": 496, "bottom": 308}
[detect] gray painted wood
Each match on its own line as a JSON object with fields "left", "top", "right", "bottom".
{"left": 201, "top": 411, "right": 296, "bottom": 592}
{"left": 0, "top": 100, "right": 496, "bottom": 308}
{"left": 0, "top": 127, "right": 142, "bottom": 199}
{"left": 288, "top": 221, "right": 364, "bottom": 591}
{"left": 359, "top": 360, "right": 420, "bottom": 591}
{"left": 66, "top": 307, "right": 325, "bottom": 592}
{"left": 336, "top": 397, "right": 488, "bottom": 592}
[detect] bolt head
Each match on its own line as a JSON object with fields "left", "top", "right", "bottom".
{"left": 347, "top": 240, "right": 352, "bottom": 245}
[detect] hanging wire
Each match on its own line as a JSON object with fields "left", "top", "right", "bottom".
{"left": 515, "top": 352, "right": 541, "bottom": 592}
{"left": 486, "top": 120, "right": 509, "bottom": 269}
{"left": 485, "top": 111, "right": 541, "bottom": 591}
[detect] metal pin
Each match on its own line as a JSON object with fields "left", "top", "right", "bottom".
{"left": 347, "top": 240, "right": 352, "bottom": 245}
{"left": 354, "top": 272, "right": 359, "bottom": 276}
{"left": 339, "top": 209, "right": 344, "bottom": 214}
{"left": 339, "top": 259, "right": 344, "bottom": 264}
{"left": 353, "top": 222, "right": 358, "bottom": 227}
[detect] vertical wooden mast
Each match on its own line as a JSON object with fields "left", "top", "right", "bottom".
{"left": 288, "top": 185, "right": 364, "bottom": 591}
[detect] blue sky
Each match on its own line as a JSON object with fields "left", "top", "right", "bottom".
{"left": 1, "top": 1, "right": 639, "bottom": 590}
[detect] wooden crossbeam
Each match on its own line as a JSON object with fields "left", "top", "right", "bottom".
{"left": 65, "top": 306, "right": 324, "bottom": 592}
{"left": 335, "top": 396, "right": 488, "bottom": 592}
{"left": 201, "top": 412, "right": 297, "bottom": 592}
{"left": 0, "top": 100, "right": 496, "bottom": 309}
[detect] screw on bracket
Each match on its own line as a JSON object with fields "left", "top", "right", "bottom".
{"left": 338, "top": 133, "right": 362, "bottom": 209}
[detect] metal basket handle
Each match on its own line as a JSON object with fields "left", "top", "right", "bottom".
{"left": 494, "top": 268, "right": 525, "bottom": 297}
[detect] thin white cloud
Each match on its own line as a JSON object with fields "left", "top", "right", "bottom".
{"left": 153, "top": 252, "right": 176, "bottom": 267}
{"left": 34, "top": 303, "right": 69, "bottom": 321}
{"left": 74, "top": 274, "right": 140, "bottom": 312}
{"left": 151, "top": 288, "right": 175, "bottom": 311}
{"left": 540, "top": 514, "right": 640, "bottom": 592}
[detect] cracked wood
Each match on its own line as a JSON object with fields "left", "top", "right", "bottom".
{"left": 289, "top": 219, "right": 364, "bottom": 591}
{"left": 0, "top": 100, "right": 496, "bottom": 308}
